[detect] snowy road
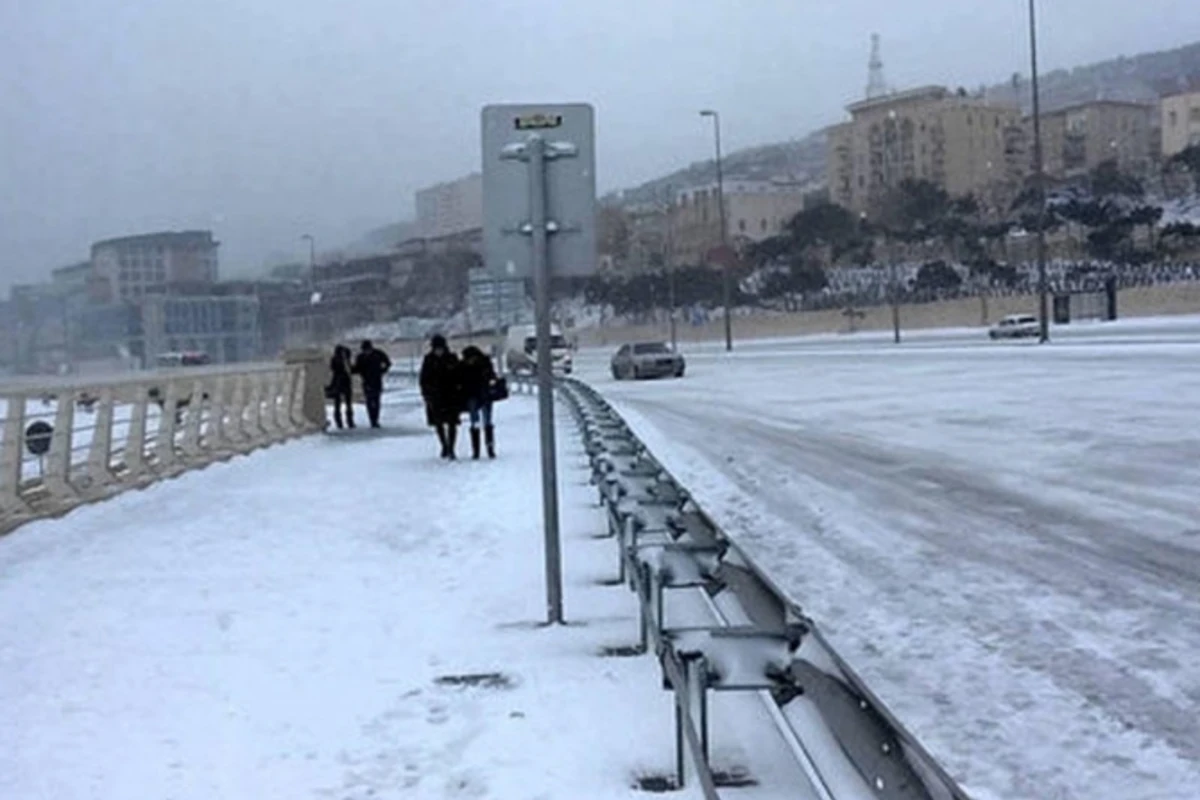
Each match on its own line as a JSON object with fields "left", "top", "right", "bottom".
{"left": 580, "top": 331, "right": 1200, "bottom": 800}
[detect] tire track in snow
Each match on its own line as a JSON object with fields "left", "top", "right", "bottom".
{"left": 613, "top": 393, "right": 1200, "bottom": 797}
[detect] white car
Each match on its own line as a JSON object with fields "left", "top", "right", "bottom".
{"left": 989, "top": 314, "right": 1040, "bottom": 340}
{"left": 502, "top": 324, "right": 573, "bottom": 375}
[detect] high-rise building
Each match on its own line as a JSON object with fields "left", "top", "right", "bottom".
{"left": 826, "top": 86, "right": 1023, "bottom": 215}
{"left": 90, "top": 230, "right": 219, "bottom": 302}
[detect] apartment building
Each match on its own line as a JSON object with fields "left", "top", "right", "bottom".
{"left": 415, "top": 173, "right": 483, "bottom": 240}
{"left": 667, "top": 180, "right": 808, "bottom": 267}
{"left": 1161, "top": 88, "right": 1200, "bottom": 158}
{"left": 827, "top": 86, "right": 1023, "bottom": 215}
{"left": 90, "top": 230, "right": 219, "bottom": 302}
{"left": 1039, "top": 100, "right": 1154, "bottom": 178}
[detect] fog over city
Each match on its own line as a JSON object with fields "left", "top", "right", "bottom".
{"left": 2, "top": 0, "right": 1197, "bottom": 287}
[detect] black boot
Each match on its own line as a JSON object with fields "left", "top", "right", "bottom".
{"left": 436, "top": 425, "right": 449, "bottom": 458}
{"left": 446, "top": 424, "right": 458, "bottom": 460}
{"left": 470, "top": 427, "right": 481, "bottom": 460}
{"left": 484, "top": 425, "right": 496, "bottom": 459}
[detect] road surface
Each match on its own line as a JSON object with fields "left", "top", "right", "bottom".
{"left": 579, "top": 321, "right": 1200, "bottom": 800}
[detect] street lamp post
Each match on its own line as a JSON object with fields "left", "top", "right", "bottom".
{"left": 1028, "top": 0, "right": 1050, "bottom": 343}
{"left": 663, "top": 187, "right": 678, "bottom": 350}
{"left": 300, "top": 234, "right": 316, "bottom": 344}
{"left": 700, "top": 109, "right": 733, "bottom": 352}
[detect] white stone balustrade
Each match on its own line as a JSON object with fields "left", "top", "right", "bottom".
{"left": 0, "top": 351, "right": 327, "bottom": 536}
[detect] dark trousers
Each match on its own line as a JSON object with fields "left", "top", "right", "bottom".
{"left": 364, "top": 386, "right": 382, "bottom": 427}
{"left": 332, "top": 388, "right": 355, "bottom": 429}
{"left": 435, "top": 422, "right": 458, "bottom": 458}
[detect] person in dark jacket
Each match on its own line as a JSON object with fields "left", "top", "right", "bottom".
{"left": 328, "top": 344, "right": 355, "bottom": 430}
{"left": 459, "top": 345, "right": 499, "bottom": 459}
{"left": 419, "top": 334, "right": 463, "bottom": 459}
{"left": 352, "top": 339, "right": 391, "bottom": 428}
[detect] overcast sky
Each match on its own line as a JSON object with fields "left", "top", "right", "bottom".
{"left": 1, "top": 0, "right": 1197, "bottom": 289}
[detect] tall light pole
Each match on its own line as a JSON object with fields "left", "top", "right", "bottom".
{"left": 300, "top": 234, "right": 316, "bottom": 344}
{"left": 700, "top": 109, "right": 733, "bottom": 352}
{"left": 1027, "top": 0, "right": 1050, "bottom": 343}
{"left": 666, "top": 198, "right": 678, "bottom": 351}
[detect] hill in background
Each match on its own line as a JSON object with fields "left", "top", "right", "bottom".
{"left": 608, "top": 40, "right": 1200, "bottom": 208}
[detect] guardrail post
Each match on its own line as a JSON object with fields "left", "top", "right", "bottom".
{"left": 284, "top": 348, "right": 328, "bottom": 431}
{"left": 86, "top": 388, "right": 117, "bottom": 493}
{"left": 225, "top": 376, "right": 247, "bottom": 447}
{"left": 245, "top": 374, "right": 264, "bottom": 445}
{"left": 43, "top": 393, "right": 77, "bottom": 504}
{"left": 1, "top": 395, "right": 30, "bottom": 517}
{"left": 205, "top": 376, "right": 227, "bottom": 453}
{"left": 638, "top": 561, "right": 653, "bottom": 654}
{"left": 679, "top": 653, "right": 710, "bottom": 788}
{"left": 286, "top": 367, "right": 306, "bottom": 432}
{"left": 123, "top": 389, "right": 150, "bottom": 482}
{"left": 179, "top": 379, "right": 206, "bottom": 462}
{"left": 618, "top": 513, "right": 632, "bottom": 584}
{"left": 264, "top": 370, "right": 286, "bottom": 441}
{"left": 154, "top": 381, "right": 181, "bottom": 473}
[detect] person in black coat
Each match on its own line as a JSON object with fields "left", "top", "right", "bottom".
{"left": 352, "top": 339, "right": 391, "bottom": 428}
{"left": 419, "top": 334, "right": 463, "bottom": 459}
{"left": 459, "top": 345, "right": 499, "bottom": 459}
{"left": 328, "top": 344, "right": 355, "bottom": 429}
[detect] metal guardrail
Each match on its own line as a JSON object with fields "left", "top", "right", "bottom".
{"left": 559, "top": 377, "right": 972, "bottom": 800}
{"left": 1, "top": 353, "right": 328, "bottom": 536}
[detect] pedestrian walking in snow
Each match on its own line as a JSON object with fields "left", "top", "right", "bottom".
{"left": 328, "top": 344, "right": 356, "bottom": 430}
{"left": 459, "top": 345, "right": 506, "bottom": 459}
{"left": 420, "top": 334, "right": 463, "bottom": 459}
{"left": 353, "top": 339, "right": 392, "bottom": 429}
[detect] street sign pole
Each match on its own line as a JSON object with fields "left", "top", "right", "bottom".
{"left": 527, "top": 135, "right": 565, "bottom": 625}
{"left": 485, "top": 103, "right": 595, "bottom": 627}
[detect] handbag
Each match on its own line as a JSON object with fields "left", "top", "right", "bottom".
{"left": 486, "top": 377, "right": 510, "bottom": 403}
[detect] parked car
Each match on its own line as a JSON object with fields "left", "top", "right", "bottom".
{"left": 988, "top": 314, "right": 1040, "bottom": 340}
{"left": 611, "top": 342, "right": 685, "bottom": 380}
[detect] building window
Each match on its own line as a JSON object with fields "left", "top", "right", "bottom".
{"left": 760, "top": 218, "right": 767, "bottom": 232}
{"left": 738, "top": 219, "right": 747, "bottom": 232}
{"left": 1191, "top": 107, "right": 1200, "bottom": 123}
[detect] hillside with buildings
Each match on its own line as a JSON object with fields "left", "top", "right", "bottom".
{"left": 609, "top": 39, "right": 1200, "bottom": 207}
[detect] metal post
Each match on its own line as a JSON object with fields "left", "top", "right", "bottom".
{"left": 890, "top": 243, "right": 902, "bottom": 344}
{"left": 665, "top": 191, "right": 678, "bottom": 350}
{"left": 301, "top": 234, "right": 316, "bottom": 344}
{"left": 681, "top": 654, "right": 710, "bottom": 788}
{"left": 529, "top": 134, "right": 565, "bottom": 625}
{"left": 668, "top": 266, "right": 678, "bottom": 350}
{"left": 701, "top": 110, "right": 732, "bottom": 351}
{"left": 1028, "top": 0, "right": 1050, "bottom": 343}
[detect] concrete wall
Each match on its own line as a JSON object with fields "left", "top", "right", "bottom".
{"left": 573, "top": 284, "right": 1200, "bottom": 348}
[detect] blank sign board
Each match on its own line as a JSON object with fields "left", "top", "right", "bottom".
{"left": 481, "top": 103, "right": 597, "bottom": 278}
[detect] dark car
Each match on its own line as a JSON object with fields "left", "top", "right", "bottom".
{"left": 611, "top": 342, "right": 685, "bottom": 380}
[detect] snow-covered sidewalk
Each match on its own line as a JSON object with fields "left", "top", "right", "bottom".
{"left": 0, "top": 388, "right": 709, "bottom": 799}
